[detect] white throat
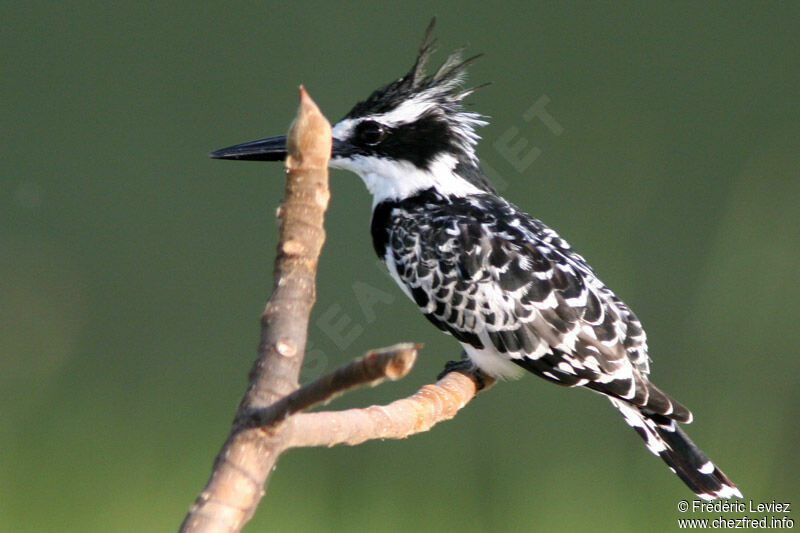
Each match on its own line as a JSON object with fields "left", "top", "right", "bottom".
{"left": 331, "top": 153, "right": 482, "bottom": 207}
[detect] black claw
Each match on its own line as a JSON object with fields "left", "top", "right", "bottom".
{"left": 437, "top": 357, "right": 487, "bottom": 390}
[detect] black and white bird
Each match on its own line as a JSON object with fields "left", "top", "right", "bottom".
{"left": 211, "top": 21, "right": 740, "bottom": 501}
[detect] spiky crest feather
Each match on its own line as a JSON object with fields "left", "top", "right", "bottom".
{"left": 333, "top": 18, "right": 493, "bottom": 193}
{"left": 344, "top": 18, "right": 487, "bottom": 134}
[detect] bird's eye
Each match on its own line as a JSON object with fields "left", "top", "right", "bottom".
{"left": 356, "top": 120, "right": 386, "bottom": 146}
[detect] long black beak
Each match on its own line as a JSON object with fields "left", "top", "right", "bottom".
{"left": 209, "top": 135, "right": 288, "bottom": 161}
{"left": 210, "top": 136, "right": 352, "bottom": 162}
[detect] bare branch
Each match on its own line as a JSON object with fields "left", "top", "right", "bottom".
{"left": 182, "top": 87, "right": 492, "bottom": 533}
{"left": 286, "top": 370, "right": 495, "bottom": 448}
{"left": 246, "top": 343, "right": 421, "bottom": 428}
{"left": 180, "top": 86, "right": 331, "bottom": 533}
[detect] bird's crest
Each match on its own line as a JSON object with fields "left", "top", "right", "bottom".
{"left": 329, "top": 18, "right": 496, "bottom": 199}
{"left": 344, "top": 18, "right": 488, "bottom": 132}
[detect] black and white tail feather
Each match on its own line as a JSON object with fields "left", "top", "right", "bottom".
{"left": 211, "top": 18, "right": 741, "bottom": 501}
{"left": 610, "top": 399, "right": 740, "bottom": 500}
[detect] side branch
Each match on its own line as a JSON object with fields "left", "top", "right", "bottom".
{"left": 246, "top": 343, "right": 421, "bottom": 428}
{"left": 286, "top": 369, "right": 494, "bottom": 448}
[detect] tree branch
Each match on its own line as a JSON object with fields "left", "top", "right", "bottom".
{"left": 180, "top": 86, "right": 331, "bottom": 533}
{"left": 285, "top": 368, "right": 493, "bottom": 449}
{"left": 181, "top": 88, "right": 492, "bottom": 533}
{"left": 245, "top": 342, "right": 421, "bottom": 429}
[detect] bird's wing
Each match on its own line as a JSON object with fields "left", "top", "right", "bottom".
{"left": 388, "top": 197, "right": 690, "bottom": 421}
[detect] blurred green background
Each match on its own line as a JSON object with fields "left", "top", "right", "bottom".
{"left": 3, "top": 2, "right": 799, "bottom": 531}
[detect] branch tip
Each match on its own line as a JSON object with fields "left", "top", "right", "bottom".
{"left": 365, "top": 342, "right": 422, "bottom": 380}
{"left": 286, "top": 87, "right": 331, "bottom": 169}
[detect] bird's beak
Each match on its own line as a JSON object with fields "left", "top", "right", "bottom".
{"left": 210, "top": 135, "right": 351, "bottom": 162}
{"left": 209, "top": 135, "right": 288, "bottom": 161}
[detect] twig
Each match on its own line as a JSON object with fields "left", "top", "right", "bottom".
{"left": 245, "top": 343, "right": 421, "bottom": 428}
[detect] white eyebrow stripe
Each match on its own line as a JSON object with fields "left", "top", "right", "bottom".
{"left": 374, "top": 96, "right": 434, "bottom": 126}
{"left": 331, "top": 95, "right": 436, "bottom": 141}
{"left": 332, "top": 119, "right": 357, "bottom": 140}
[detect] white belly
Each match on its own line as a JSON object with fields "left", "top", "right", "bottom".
{"left": 462, "top": 343, "right": 526, "bottom": 379}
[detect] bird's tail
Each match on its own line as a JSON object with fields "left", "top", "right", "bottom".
{"left": 608, "top": 397, "right": 741, "bottom": 500}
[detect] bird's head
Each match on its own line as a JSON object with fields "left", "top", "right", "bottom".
{"left": 211, "top": 20, "right": 495, "bottom": 205}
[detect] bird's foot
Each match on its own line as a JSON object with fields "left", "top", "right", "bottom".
{"left": 437, "top": 357, "right": 490, "bottom": 391}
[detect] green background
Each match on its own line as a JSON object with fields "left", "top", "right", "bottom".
{"left": 3, "top": 2, "right": 798, "bottom": 531}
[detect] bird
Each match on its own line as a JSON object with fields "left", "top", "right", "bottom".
{"left": 210, "top": 20, "right": 741, "bottom": 501}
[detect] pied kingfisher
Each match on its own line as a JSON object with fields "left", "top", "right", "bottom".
{"left": 211, "top": 20, "right": 740, "bottom": 501}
